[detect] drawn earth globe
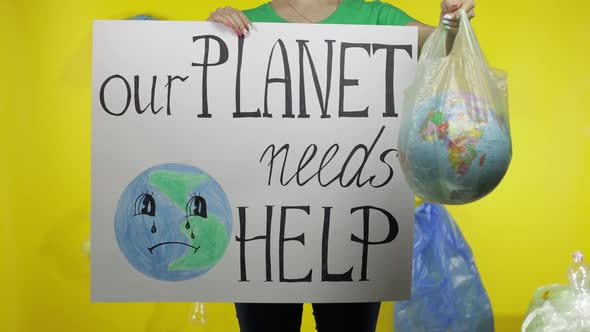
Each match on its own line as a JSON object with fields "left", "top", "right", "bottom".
{"left": 114, "top": 164, "right": 232, "bottom": 281}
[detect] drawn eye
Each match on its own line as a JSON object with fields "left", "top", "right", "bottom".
{"left": 185, "top": 193, "right": 207, "bottom": 218}
{"left": 134, "top": 192, "right": 156, "bottom": 217}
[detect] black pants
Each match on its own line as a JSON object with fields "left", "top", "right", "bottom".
{"left": 235, "top": 302, "right": 381, "bottom": 332}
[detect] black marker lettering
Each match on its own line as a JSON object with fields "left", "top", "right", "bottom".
{"left": 100, "top": 74, "right": 131, "bottom": 116}
{"left": 350, "top": 206, "right": 398, "bottom": 281}
{"left": 165, "top": 75, "right": 189, "bottom": 116}
{"left": 235, "top": 206, "right": 273, "bottom": 282}
{"left": 296, "top": 39, "right": 335, "bottom": 119}
{"left": 372, "top": 44, "right": 412, "bottom": 117}
{"left": 279, "top": 206, "right": 312, "bottom": 282}
{"left": 321, "top": 207, "right": 354, "bottom": 281}
{"left": 192, "top": 35, "right": 229, "bottom": 118}
{"left": 339, "top": 43, "right": 371, "bottom": 118}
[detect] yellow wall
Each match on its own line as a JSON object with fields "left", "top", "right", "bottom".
{"left": 1, "top": 0, "right": 588, "bottom": 331}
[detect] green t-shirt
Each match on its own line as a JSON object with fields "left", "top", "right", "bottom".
{"left": 244, "top": 0, "right": 415, "bottom": 25}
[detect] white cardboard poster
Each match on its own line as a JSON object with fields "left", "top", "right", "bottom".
{"left": 91, "top": 21, "right": 417, "bottom": 302}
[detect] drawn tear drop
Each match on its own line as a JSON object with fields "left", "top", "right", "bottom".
{"left": 191, "top": 231, "right": 195, "bottom": 239}
{"left": 185, "top": 220, "right": 190, "bottom": 229}
{"left": 151, "top": 222, "right": 157, "bottom": 233}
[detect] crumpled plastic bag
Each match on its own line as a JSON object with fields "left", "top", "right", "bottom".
{"left": 127, "top": 14, "right": 157, "bottom": 20}
{"left": 394, "top": 203, "right": 494, "bottom": 331}
{"left": 521, "top": 251, "right": 590, "bottom": 332}
{"left": 398, "top": 9, "right": 512, "bottom": 205}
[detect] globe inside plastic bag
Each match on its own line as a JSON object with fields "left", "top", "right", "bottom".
{"left": 521, "top": 251, "right": 590, "bottom": 332}
{"left": 398, "top": 10, "right": 512, "bottom": 204}
{"left": 394, "top": 203, "right": 494, "bottom": 332}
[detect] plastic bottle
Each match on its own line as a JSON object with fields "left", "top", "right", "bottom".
{"left": 567, "top": 250, "right": 590, "bottom": 293}
{"left": 188, "top": 302, "right": 208, "bottom": 326}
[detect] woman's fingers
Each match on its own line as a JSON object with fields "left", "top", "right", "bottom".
{"left": 441, "top": 0, "right": 475, "bottom": 28}
{"left": 207, "top": 7, "right": 252, "bottom": 36}
{"left": 234, "top": 8, "right": 253, "bottom": 31}
{"left": 463, "top": 1, "right": 475, "bottom": 13}
{"left": 441, "top": 0, "right": 475, "bottom": 20}
{"left": 225, "top": 13, "right": 245, "bottom": 35}
{"left": 453, "top": 1, "right": 475, "bottom": 20}
{"left": 455, "top": 1, "right": 475, "bottom": 19}
{"left": 442, "top": 17, "right": 460, "bottom": 28}
{"left": 227, "top": 9, "right": 249, "bottom": 36}
{"left": 208, "top": 11, "right": 230, "bottom": 26}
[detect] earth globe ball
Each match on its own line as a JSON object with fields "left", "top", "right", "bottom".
{"left": 398, "top": 93, "right": 511, "bottom": 204}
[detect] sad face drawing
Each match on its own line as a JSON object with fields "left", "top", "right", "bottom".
{"left": 114, "top": 164, "right": 232, "bottom": 281}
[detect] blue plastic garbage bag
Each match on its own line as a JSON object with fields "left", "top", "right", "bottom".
{"left": 127, "top": 14, "right": 157, "bottom": 20}
{"left": 394, "top": 203, "right": 494, "bottom": 332}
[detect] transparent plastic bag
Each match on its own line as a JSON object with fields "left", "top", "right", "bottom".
{"left": 521, "top": 251, "right": 590, "bottom": 332}
{"left": 398, "top": 10, "right": 512, "bottom": 204}
{"left": 394, "top": 203, "right": 494, "bottom": 331}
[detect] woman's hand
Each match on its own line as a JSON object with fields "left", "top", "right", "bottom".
{"left": 440, "top": 0, "right": 475, "bottom": 30}
{"left": 207, "top": 6, "right": 252, "bottom": 36}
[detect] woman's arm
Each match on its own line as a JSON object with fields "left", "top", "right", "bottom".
{"left": 407, "top": 20, "right": 436, "bottom": 51}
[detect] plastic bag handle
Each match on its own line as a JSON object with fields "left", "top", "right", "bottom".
{"left": 449, "top": 9, "right": 488, "bottom": 67}
{"left": 417, "top": 22, "right": 448, "bottom": 61}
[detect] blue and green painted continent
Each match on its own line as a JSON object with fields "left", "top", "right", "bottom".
{"left": 148, "top": 170, "right": 230, "bottom": 272}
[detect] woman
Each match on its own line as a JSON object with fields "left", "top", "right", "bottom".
{"left": 209, "top": 0, "right": 475, "bottom": 50}
{"left": 207, "top": 1, "right": 475, "bottom": 331}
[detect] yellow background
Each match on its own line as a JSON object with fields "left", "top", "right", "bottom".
{"left": 1, "top": 0, "right": 588, "bottom": 331}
